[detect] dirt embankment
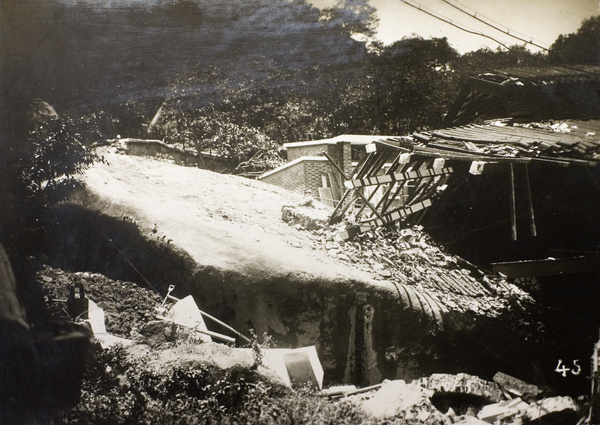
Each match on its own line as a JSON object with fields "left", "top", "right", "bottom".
{"left": 36, "top": 267, "right": 582, "bottom": 425}
{"left": 39, "top": 148, "right": 579, "bottom": 389}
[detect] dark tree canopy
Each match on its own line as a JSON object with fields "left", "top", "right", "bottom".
{"left": 549, "top": 15, "right": 600, "bottom": 64}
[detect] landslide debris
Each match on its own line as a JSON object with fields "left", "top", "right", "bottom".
{"left": 36, "top": 267, "right": 583, "bottom": 424}
{"left": 38, "top": 266, "right": 162, "bottom": 338}
{"left": 285, "top": 205, "right": 536, "bottom": 319}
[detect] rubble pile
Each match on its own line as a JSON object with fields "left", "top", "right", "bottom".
{"left": 418, "top": 373, "right": 503, "bottom": 403}
{"left": 37, "top": 266, "right": 162, "bottom": 338}
{"left": 33, "top": 265, "right": 585, "bottom": 424}
{"left": 347, "top": 375, "right": 579, "bottom": 425}
{"left": 286, "top": 207, "right": 535, "bottom": 319}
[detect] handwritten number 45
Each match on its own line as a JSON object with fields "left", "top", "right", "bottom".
{"left": 555, "top": 359, "right": 581, "bottom": 377}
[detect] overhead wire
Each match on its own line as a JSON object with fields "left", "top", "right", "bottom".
{"left": 88, "top": 217, "right": 162, "bottom": 295}
{"left": 441, "top": 0, "right": 550, "bottom": 51}
{"left": 448, "top": 0, "right": 552, "bottom": 48}
{"left": 398, "top": 0, "right": 510, "bottom": 50}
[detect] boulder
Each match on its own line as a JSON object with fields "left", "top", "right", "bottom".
{"left": 493, "top": 371, "right": 543, "bottom": 401}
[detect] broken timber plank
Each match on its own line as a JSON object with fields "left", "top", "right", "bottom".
{"left": 524, "top": 164, "right": 537, "bottom": 237}
{"left": 345, "top": 167, "right": 453, "bottom": 189}
{"left": 359, "top": 198, "right": 433, "bottom": 228}
{"left": 509, "top": 163, "right": 518, "bottom": 241}
{"left": 156, "top": 315, "right": 236, "bottom": 344}
{"left": 491, "top": 256, "right": 600, "bottom": 278}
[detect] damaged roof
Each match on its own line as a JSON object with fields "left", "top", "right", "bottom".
{"left": 444, "top": 65, "right": 600, "bottom": 127}
{"left": 329, "top": 120, "right": 600, "bottom": 238}
{"left": 411, "top": 120, "right": 600, "bottom": 166}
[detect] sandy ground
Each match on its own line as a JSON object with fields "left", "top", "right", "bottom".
{"left": 82, "top": 148, "right": 377, "bottom": 283}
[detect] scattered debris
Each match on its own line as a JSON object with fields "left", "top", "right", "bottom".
{"left": 526, "top": 396, "right": 578, "bottom": 423}
{"left": 356, "top": 379, "right": 443, "bottom": 422}
{"left": 39, "top": 266, "right": 162, "bottom": 338}
{"left": 85, "top": 298, "right": 134, "bottom": 349}
{"left": 283, "top": 211, "right": 535, "bottom": 322}
{"left": 493, "top": 371, "right": 544, "bottom": 401}
{"left": 156, "top": 286, "right": 251, "bottom": 344}
{"left": 336, "top": 375, "right": 578, "bottom": 424}
{"left": 260, "top": 346, "right": 324, "bottom": 390}
{"left": 281, "top": 198, "right": 331, "bottom": 230}
{"left": 156, "top": 295, "right": 215, "bottom": 343}
{"left": 419, "top": 373, "right": 503, "bottom": 403}
{"left": 477, "top": 398, "right": 531, "bottom": 423}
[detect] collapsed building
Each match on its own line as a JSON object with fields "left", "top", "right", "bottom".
{"left": 261, "top": 65, "right": 600, "bottom": 283}
{"left": 259, "top": 66, "right": 600, "bottom": 396}
{"left": 6, "top": 65, "right": 600, "bottom": 421}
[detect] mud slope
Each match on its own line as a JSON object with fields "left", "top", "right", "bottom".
{"left": 79, "top": 148, "right": 378, "bottom": 283}
{"left": 48, "top": 148, "right": 560, "bottom": 387}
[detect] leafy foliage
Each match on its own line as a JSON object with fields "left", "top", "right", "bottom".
{"left": 458, "top": 45, "right": 548, "bottom": 74}
{"left": 62, "top": 343, "right": 371, "bottom": 425}
{"left": 319, "top": 0, "right": 379, "bottom": 37}
{"left": 14, "top": 116, "right": 101, "bottom": 201}
{"left": 1, "top": 113, "right": 105, "bottom": 258}
{"left": 549, "top": 15, "right": 600, "bottom": 64}
{"left": 356, "top": 37, "right": 461, "bottom": 134}
{"left": 154, "top": 34, "right": 551, "bottom": 158}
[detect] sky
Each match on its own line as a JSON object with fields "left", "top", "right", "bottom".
{"left": 311, "top": 0, "right": 600, "bottom": 53}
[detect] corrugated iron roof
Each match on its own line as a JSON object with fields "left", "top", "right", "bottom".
{"left": 444, "top": 66, "right": 600, "bottom": 127}
{"left": 490, "top": 65, "right": 600, "bottom": 83}
{"left": 411, "top": 120, "right": 600, "bottom": 165}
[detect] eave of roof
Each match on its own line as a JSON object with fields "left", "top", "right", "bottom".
{"left": 283, "top": 134, "right": 394, "bottom": 149}
{"left": 486, "top": 65, "right": 600, "bottom": 84}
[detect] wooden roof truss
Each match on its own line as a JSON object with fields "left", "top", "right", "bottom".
{"left": 327, "top": 141, "right": 454, "bottom": 239}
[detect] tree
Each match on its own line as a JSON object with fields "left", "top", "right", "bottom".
{"left": 14, "top": 115, "right": 101, "bottom": 203}
{"left": 1, "top": 112, "right": 103, "bottom": 255}
{"left": 348, "top": 37, "right": 461, "bottom": 135}
{"left": 319, "top": 0, "right": 379, "bottom": 37}
{"left": 549, "top": 15, "right": 600, "bottom": 64}
{"left": 458, "top": 45, "right": 548, "bottom": 74}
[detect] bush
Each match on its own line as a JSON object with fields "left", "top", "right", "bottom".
{"left": 59, "top": 343, "right": 385, "bottom": 425}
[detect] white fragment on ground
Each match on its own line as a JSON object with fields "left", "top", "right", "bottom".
{"left": 525, "top": 396, "right": 577, "bottom": 421}
{"left": 86, "top": 299, "right": 134, "bottom": 349}
{"left": 477, "top": 398, "right": 530, "bottom": 423}
{"left": 358, "top": 379, "right": 435, "bottom": 419}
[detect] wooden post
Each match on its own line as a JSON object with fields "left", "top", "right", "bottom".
{"left": 524, "top": 164, "right": 537, "bottom": 237}
{"left": 509, "top": 164, "right": 518, "bottom": 241}
{"left": 156, "top": 315, "right": 236, "bottom": 344}
{"left": 590, "top": 329, "right": 600, "bottom": 424}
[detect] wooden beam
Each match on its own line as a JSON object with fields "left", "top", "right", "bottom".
{"left": 329, "top": 190, "right": 355, "bottom": 224}
{"left": 360, "top": 198, "right": 433, "bottom": 228}
{"left": 509, "top": 163, "right": 518, "bottom": 241}
{"left": 346, "top": 166, "right": 453, "bottom": 189}
{"left": 156, "top": 315, "right": 236, "bottom": 344}
{"left": 492, "top": 256, "right": 600, "bottom": 278}
{"left": 524, "top": 164, "right": 537, "bottom": 238}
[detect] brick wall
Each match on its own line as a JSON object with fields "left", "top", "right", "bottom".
{"left": 259, "top": 158, "right": 335, "bottom": 201}
{"left": 260, "top": 161, "right": 308, "bottom": 193}
{"left": 303, "top": 160, "right": 334, "bottom": 198}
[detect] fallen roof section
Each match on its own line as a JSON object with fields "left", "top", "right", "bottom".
{"left": 444, "top": 65, "right": 600, "bottom": 126}
{"left": 329, "top": 121, "right": 600, "bottom": 240}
